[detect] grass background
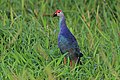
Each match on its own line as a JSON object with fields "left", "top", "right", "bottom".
{"left": 0, "top": 0, "right": 120, "bottom": 80}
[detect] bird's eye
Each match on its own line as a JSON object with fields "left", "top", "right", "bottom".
{"left": 58, "top": 12, "right": 60, "bottom": 13}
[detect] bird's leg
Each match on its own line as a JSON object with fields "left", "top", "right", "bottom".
{"left": 70, "top": 60, "right": 72, "bottom": 67}
{"left": 64, "top": 57, "right": 66, "bottom": 65}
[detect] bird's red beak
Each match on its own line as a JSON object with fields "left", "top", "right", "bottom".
{"left": 53, "top": 12, "right": 57, "bottom": 17}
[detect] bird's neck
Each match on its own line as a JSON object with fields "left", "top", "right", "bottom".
{"left": 59, "top": 16, "right": 67, "bottom": 29}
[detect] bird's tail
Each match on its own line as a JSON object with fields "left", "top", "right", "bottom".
{"left": 77, "top": 52, "right": 83, "bottom": 65}
{"left": 79, "top": 52, "right": 83, "bottom": 57}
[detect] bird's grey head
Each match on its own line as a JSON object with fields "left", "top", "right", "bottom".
{"left": 53, "top": 10, "right": 64, "bottom": 17}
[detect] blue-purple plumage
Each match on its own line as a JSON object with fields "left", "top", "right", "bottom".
{"left": 58, "top": 16, "right": 83, "bottom": 59}
{"left": 53, "top": 10, "right": 83, "bottom": 64}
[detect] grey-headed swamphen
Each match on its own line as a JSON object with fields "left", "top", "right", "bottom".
{"left": 53, "top": 10, "right": 83, "bottom": 66}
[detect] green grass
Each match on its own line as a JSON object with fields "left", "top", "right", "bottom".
{"left": 0, "top": 0, "right": 120, "bottom": 80}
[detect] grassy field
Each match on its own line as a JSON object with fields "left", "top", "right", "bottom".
{"left": 0, "top": 0, "right": 120, "bottom": 80}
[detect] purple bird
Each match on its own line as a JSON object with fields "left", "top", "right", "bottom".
{"left": 53, "top": 10, "right": 83, "bottom": 66}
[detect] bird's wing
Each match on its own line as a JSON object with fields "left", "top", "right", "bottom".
{"left": 58, "top": 33, "right": 79, "bottom": 53}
